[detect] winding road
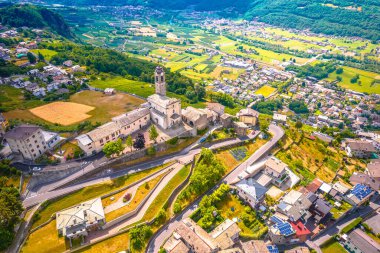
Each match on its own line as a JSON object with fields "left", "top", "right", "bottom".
{"left": 146, "top": 124, "right": 284, "bottom": 253}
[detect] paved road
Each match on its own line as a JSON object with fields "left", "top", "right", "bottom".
{"left": 22, "top": 129, "right": 259, "bottom": 208}
{"left": 86, "top": 162, "right": 185, "bottom": 244}
{"left": 312, "top": 197, "right": 380, "bottom": 246}
{"left": 146, "top": 124, "right": 284, "bottom": 253}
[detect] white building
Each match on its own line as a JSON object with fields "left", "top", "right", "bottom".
{"left": 4, "top": 125, "right": 60, "bottom": 160}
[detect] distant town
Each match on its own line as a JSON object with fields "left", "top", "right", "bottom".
{"left": 0, "top": 3, "right": 379, "bottom": 253}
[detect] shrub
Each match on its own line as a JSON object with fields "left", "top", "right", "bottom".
{"left": 123, "top": 193, "right": 132, "bottom": 203}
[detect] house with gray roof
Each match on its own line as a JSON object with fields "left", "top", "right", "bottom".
{"left": 235, "top": 178, "right": 267, "bottom": 208}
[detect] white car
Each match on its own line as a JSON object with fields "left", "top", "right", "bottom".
{"left": 32, "top": 167, "right": 42, "bottom": 172}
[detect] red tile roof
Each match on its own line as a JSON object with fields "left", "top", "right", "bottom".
{"left": 290, "top": 221, "right": 311, "bottom": 237}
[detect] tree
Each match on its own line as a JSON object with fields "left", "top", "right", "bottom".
{"left": 133, "top": 133, "right": 145, "bottom": 150}
{"left": 260, "top": 120, "right": 269, "bottom": 135}
{"left": 102, "top": 139, "right": 123, "bottom": 157}
{"left": 125, "top": 135, "right": 133, "bottom": 152}
{"left": 37, "top": 51, "right": 45, "bottom": 62}
{"left": 336, "top": 68, "right": 343, "bottom": 74}
{"left": 149, "top": 125, "right": 159, "bottom": 143}
{"left": 27, "top": 52, "right": 36, "bottom": 64}
{"left": 295, "top": 121, "right": 303, "bottom": 130}
{"left": 130, "top": 225, "right": 153, "bottom": 250}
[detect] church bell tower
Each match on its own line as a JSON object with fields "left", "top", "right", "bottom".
{"left": 155, "top": 66, "right": 166, "bottom": 96}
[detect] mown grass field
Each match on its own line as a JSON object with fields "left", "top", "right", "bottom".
{"left": 21, "top": 220, "right": 67, "bottom": 253}
{"left": 326, "top": 66, "right": 380, "bottom": 94}
{"left": 76, "top": 232, "right": 130, "bottom": 253}
{"left": 4, "top": 90, "right": 143, "bottom": 130}
{"left": 30, "top": 49, "right": 58, "bottom": 61}
{"left": 90, "top": 76, "right": 206, "bottom": 109}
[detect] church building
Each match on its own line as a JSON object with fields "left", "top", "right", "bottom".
{"left": 147, "top": 66, "right": 182, "bottom": 130}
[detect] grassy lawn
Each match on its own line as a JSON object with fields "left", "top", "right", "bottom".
{"left": 21, "top": 220, "right": 68, "bottom": 253}
{"left": 325, "top": 66, "right": 380, "bottom": 94}
{"left": 32, "top": 163, "right": 170, "bottom": 229}
{"left": 30, "top": 49, "right": 58, "bottom": 61}
{"left": 89, "top": 76, "right": 205, "bottom": 108}
{"left": 0, "top": 85, "right": 44, "bottom": 112}
{"left": 114, "top": 137, "right": 199, "bottom": 169}
{"left": 216, "top": 138, "right": 267, "bottom": 172}
{"left": 329, "top": 200, "right": 352, "bottom": 220}
{"left": 254, "top": 85, "right": 277, "bottom": 98}
{"left": 216, "top": 193, "right": 267, "bottom": 237}
{"left": 90, "top": 76, "right": 154, "bottom": 98}
{"left": 320, "top": 239, "right": 347, "bottom": 253}
{"left": 55, "top": 141, "right": 82, "bottom": 158}
{"left": 142, "top": 165, "right": 191, "bottom": 221}
{"left": 105, "top": 173, "right": 165, "bottom": 222}
{"left": 76, "top": 232, "right": 129, "bottom": 253}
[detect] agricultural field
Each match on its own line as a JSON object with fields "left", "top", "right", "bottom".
{"left": 254, "top": 85, "right": 277, "bottom": 97}
{"left": 325, "top": 66, "right": 380, "bottom": 94}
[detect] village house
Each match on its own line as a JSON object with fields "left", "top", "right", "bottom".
{"left": 344, "top": 228, "right": 380, "bottom": 253}
{"left": 268, "top": 215, "right": 296, "bottom": 245}
{"left": 345, "top": 140, "right": 377, "bottom": 158}
{"left": 104, "top": 88, "right": 115, "bottom": 95}
{"left": 264, "top": 156, "right": 289, "bottom": 187}
{"left": 235, "top": 178, "right": 267, "bottom": 208}
{"left": 163, "top": 218, "right": 241, "bottom": 253}
{"left": 4, "top": 125, "right": 60, "bottom": 160}
{"left": 220, "top": 113, "right": 234, "bottom": 128}
{"left": 56, "top": 198, "right": 105, "bottom": 244}
{"left": 237, "top": 108, "right": 259, "bottom": 126}
{"left": 344, "top": 183, "right": 374, "bottom": 206}
{"left": 273, "top": 113, "right": 287, "bottom": 124}
{"left": 234, "top": 121, "right": 249, "bottom": 136}
{"left": 240, "top": 240, "right": 279, "bottom": 253}
{"left": 182, "top": 106, "right": 208, "bottom": 130}
{"left": 277, "top": 190, "right": 312, "bottom": 222}
{"left": 207, "top": 102, "right": 225, "bottom": 116}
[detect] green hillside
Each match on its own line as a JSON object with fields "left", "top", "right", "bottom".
{"left": 30, "top": 0, "right": 380, "bottom": 40}
{"left": 0, "top": 4, "right": 74, "bottom": 38}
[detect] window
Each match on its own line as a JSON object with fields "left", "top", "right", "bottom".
{"left": 31, "top": 149, "right": 34, "bottom": 152}
{"left": 106, "top": 137, "right": 109, "bottom": 141}
{"left": 37, "top": 145, "right": 40, "bottom": 148}
{"left": 32, "top": 135, "right": 35, "bottom": 138}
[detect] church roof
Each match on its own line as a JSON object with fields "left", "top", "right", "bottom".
{"left": 148, "top": 94, "right": 180, "bottom": 107}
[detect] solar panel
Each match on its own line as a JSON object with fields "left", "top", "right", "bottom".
{"left": 277, "top": 222, "right": 295, "bottom": 236}
{"left": 267, "top": 245, "right": 279, "bottom": 253}
{"left": 270, "top": 215, "right": 284, "bottom": 225}
{"left": 351, "top": 184, "right": 372, "bottom": 200}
